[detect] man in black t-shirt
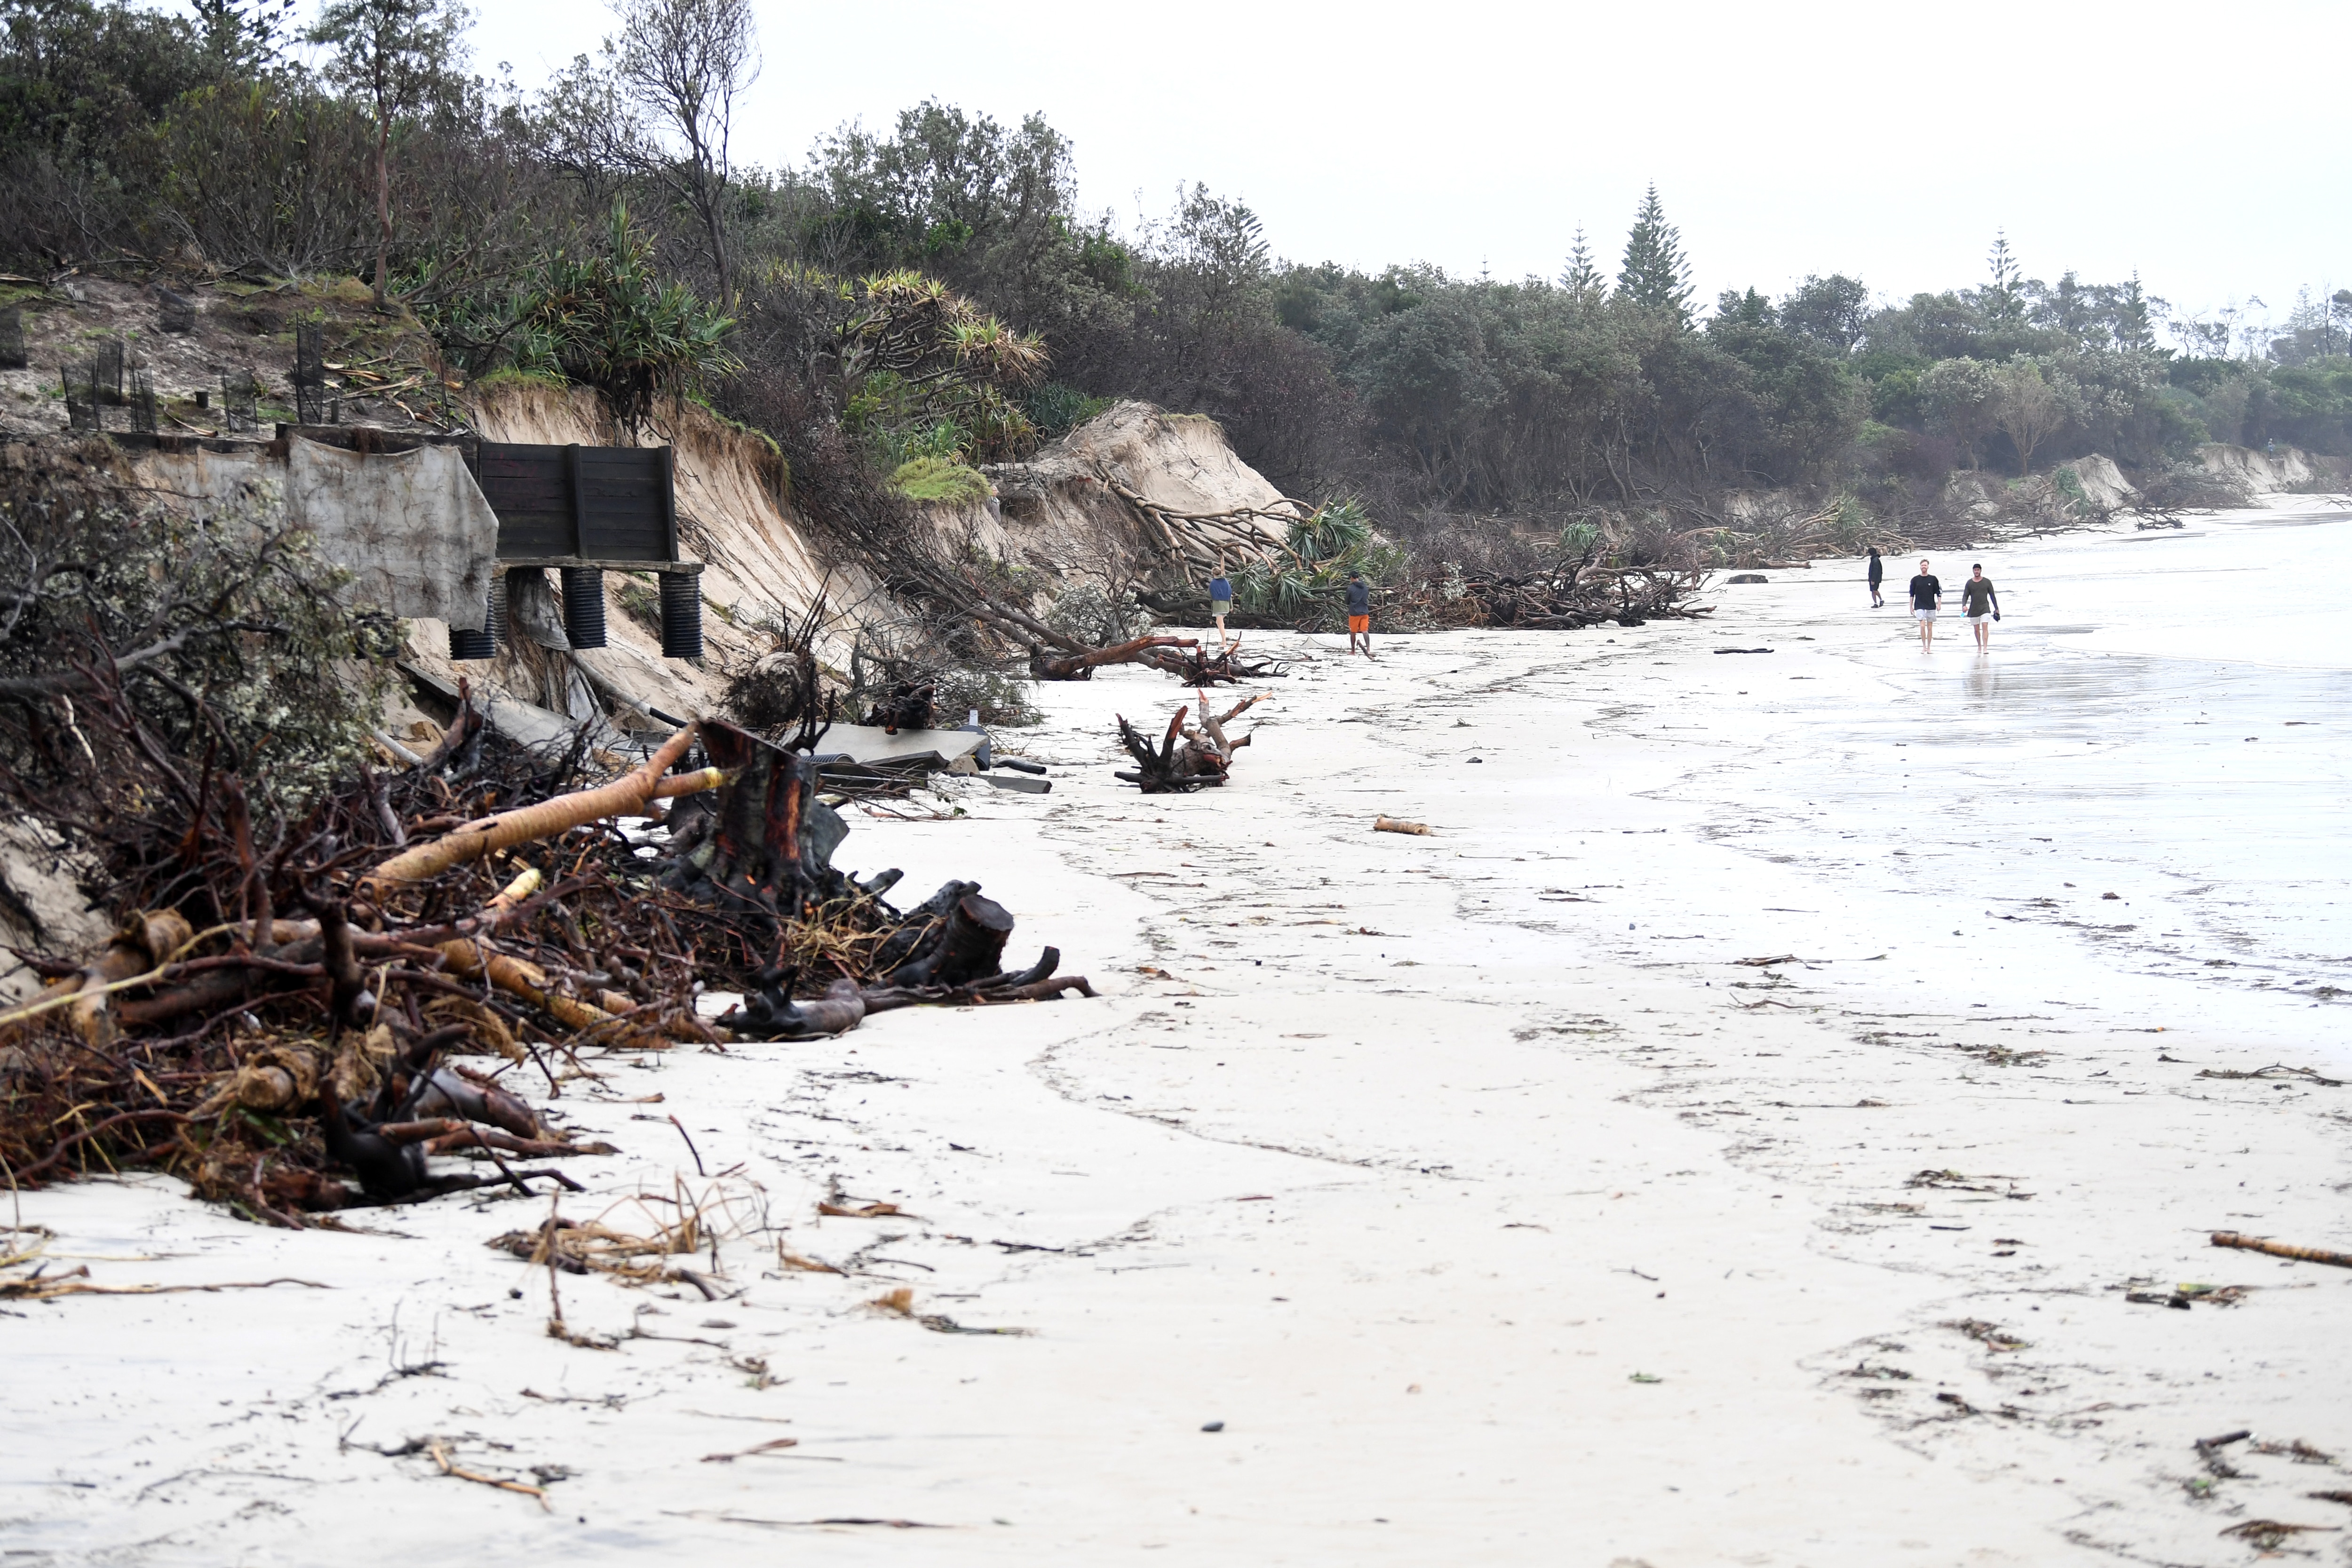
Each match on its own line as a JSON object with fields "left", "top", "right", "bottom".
{"left": 1908, "top": 559, "right": 1941, "bottom": 648}
{"left": 1961, "top": 563, "right": 2000, "bottom": 651}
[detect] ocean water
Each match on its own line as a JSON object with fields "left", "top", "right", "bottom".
{"left": 1672, "top": 495, "right": 2352, "bottom": 1065}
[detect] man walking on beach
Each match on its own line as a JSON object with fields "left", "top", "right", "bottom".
{"left": 1867, "top": 547, "right": 1884, "bottom": 607}
{"left": 1908, "top": 558, "right": 1942, "bottom": 648}
{"left": 1208, "top": 557, "right": 1234, "bottom": 649}
{"left": 1961, "top": 563, "right": 1999, "bottom": 651}
{"left": 1345, "top": 571, "right": 1374, "bottom": 660}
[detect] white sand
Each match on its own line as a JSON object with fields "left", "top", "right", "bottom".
{"left": 7, "top": 498, "right": 2351, "bottom": 1566}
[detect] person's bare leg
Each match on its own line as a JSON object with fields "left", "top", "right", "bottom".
{"left": 1363, "top": 631, "right": 1375, "bottom": 661}
{"left": 1975, "top": 619, "right": 1989, "bottom": 651}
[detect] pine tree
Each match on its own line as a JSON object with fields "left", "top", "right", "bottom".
{"left": 1984, "top": 230, "right": 2025, "bottom": 329}
{"left": 2115, "top": 271, "right": 2155, "bottom": 353}
{"left": 1561, "top": 226, "right": 1605, "bottom": 301}
{"left": 1617, "top": 185, "right": 1692, "bottom": 323}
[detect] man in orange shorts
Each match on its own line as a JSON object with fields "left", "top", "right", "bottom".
{"left": 1344, "top": 571, "right": 1374, "bottom": 659}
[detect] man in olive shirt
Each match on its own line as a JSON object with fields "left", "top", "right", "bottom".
{"left": 1961, "top": 563, "right": 2000, "bottom": 651}
{"left": 1908, "top": 559, "right": 1941, "bottom": 648}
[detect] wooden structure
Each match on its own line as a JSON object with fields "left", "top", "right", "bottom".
{"left": 460, "top": 441, "right": 702, "bottom": 660}
{"left": 472, "top": 442, "right": 679, "bottom": 567}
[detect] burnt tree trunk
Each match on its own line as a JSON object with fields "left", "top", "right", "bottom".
{"left": 660, "top": 720, "right": 852, "bottom": 953}
{"left": 883, "top": 891, "right": 1015, "bottom": 988}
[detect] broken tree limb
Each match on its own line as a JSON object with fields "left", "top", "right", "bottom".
{"left": 734, "top": 972, "right": 867, "bottom": 1041}
{"left": 0, "top": 909, "right": 196, "bottom": 1043}
{"left": 1374, "top": 816, "right": 1431, "bottom": 836}
{"left": 434, "top": 939, "right": 640, "bottom": 1040}
{"left": 361, "top": 724, "right": 702, "bottom": 891}
{"left": 411, "top": 693, "right": 485, "bottom": 773}
{"left": 369, "top": 726, "right": 424, "bottom": 768}
{"left": 2212, "top": 1232, "right": 2352, "bottom": 1269}
{"left": 427, "top": 1439, "right": 550, "bottom": 1512}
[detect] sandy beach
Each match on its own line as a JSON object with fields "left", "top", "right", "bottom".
{"left": 7, "top": 495, "right": 2350, "bottom": 1567}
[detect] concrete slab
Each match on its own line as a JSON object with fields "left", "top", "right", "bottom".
{"left": 811, "top": 722, "right": 985, "bottom": 768}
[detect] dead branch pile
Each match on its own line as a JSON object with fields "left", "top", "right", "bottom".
{"left": 1414, "top": 564, "right": 1714, "bottom": 630}
{"left": 1113, "top": 693, "right": 1270, "bottom": 793}
{"left": 0, "top": 693, "right": 1094, "bottom": 1223}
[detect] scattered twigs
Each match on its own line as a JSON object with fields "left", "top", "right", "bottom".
{"left": 427, "top": 1439, "right": 550, "bottom": 1511}
{"left": 701, "top": 1437, "right": 800, "bottom": 1463}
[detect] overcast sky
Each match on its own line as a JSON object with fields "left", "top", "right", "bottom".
{"left": 459, "top": 0, "right": 2348, "bottom": 330}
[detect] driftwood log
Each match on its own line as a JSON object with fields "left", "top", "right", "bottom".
{"left": 2211, "top": 1231, "right": 2352, "bottom": 1269}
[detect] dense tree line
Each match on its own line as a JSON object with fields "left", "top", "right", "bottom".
{"left": 5, "top": 0, "right": 2347, "bottom": 534}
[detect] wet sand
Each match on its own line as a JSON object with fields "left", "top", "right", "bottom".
{"left": 6, "top": 497, "right": 2349, "bottom": 1566}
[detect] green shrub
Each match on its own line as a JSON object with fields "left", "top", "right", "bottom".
{"left": 1025, "top": 382, "right": 1114, "bottom": 439}
{"left": 888, "top": 456, "right": 993, "bottom": 506}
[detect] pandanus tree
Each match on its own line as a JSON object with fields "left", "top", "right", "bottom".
{"left": 511, "top": 202, "right": 741, "bottom": 431}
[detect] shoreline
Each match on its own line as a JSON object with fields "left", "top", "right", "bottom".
{"left": 5, "top": 496, "right": 2349, "bottom": 1566}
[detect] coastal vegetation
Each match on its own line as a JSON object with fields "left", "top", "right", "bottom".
{"left": 5, "top": 0, "right": 2347, "bottom": 555}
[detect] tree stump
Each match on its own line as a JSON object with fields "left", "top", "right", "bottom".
{"left": 659, "top": 720, "right": 852, "bottom": 944}
{"left": 882, "top": 891, "right": 1015, "bottom": 988}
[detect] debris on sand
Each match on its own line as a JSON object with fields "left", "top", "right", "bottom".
{"left": 1113, "top": 693, "right": 1270, "bottom": 793}
{"left": 0, "top": 696, "right": 1092, "bottom": 1223}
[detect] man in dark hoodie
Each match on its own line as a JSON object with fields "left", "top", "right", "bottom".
{"left": 1345, "top": 571, "right": 1374, "bottom": 660}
